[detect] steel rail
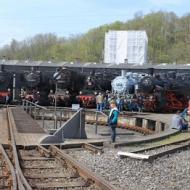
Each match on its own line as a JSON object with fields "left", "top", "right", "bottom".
{"left": 7, "top": 107, "right": 33, "bottom": 190}
{"left": 82, "top": 143, "right": 104, "bottom": 154}
{"left": 119, "top": 139, "right": 190, "bottom": 161}
{"left": 0, "top": 144, "right": 17, "bottom": 190}
{"left": 50, "top": 145, "right": 119, "bottom": 190}
{"left": 148, "top": 142, "right": 190, "bottom": 160}
{"left": 132, "top": 138, "right": 190, "bottom": 154}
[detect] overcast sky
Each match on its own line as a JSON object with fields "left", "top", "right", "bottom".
{"left": 0, "top": 0, "right": 189, "bottom": 47}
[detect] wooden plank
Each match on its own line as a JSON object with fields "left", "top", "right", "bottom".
{"left": 32, "top": 181, "right": 86, "bottom": 188}
{"left": 21, "top": 157, "right": 54, "bottom": 161}
{"left": 83, "top": 143, "right": 104, "bottom": 154}
{"left": 22, "top": 165, "right": 57, "bottom": 169}
{"left": 25, "top": 173, "right": 74, "bottom": 179}
{"left": 0, "top": 186, "right": 9, "bottom": 189}
{"left": 118, "top": 151, "right": 150, "bottom": 160}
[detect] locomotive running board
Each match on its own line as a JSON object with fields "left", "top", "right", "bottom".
{"left": 40, "top": 108, "right": 87, "bottom": 144}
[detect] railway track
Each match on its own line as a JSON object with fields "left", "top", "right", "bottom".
{"left": 118, "top": 139, "right": 190, "bottom": 161}
{"left": 0, "top": 144, "right": 17, "bottom": 190}
{"left": 4, "top": 107, "right": 118, "bottom": 190}
{"left": 17, "top": 145, "right": 116, "bottom": 190}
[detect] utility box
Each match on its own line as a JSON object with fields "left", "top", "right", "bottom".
{"left": 104, "top": 30, "right": 148, "bottom": 65}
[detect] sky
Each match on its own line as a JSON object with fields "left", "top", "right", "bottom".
{"left": 0, "top": 0, "right": 189, "bottom": 47}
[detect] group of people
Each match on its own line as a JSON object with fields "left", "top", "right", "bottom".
{"left": 20, "top": 88, "right": 40, "bottom": 103}
{"left": 95, "top": 91, "right": 145, "bottom": 112}
{"left": 95, "top": 92, "right": 125, "bottom": 112}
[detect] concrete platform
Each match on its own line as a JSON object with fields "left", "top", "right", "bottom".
{"left": 131, "top": 112, "right": 173, "bottom": 126}
{"left": 37, "top": 119, "right": 179, "bottom": 147}
{"left": 5, "top": 107, "right": 181, "bottom": 146}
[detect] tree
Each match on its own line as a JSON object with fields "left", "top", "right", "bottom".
{"left": 0, "top": 11, "right": 190, "bottom": 63}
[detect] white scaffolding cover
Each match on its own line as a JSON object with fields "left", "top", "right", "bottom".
{"left": 104, "top": 30, "right": 148, "bottom": 65}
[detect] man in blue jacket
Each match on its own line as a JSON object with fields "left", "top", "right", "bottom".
{"left": 108, "top": 100, "right": 119, "bottom": 143}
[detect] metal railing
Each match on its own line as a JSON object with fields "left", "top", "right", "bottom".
{"left": 21, "top": 100, "right": 109, "bottom": 135}
{"left": 22, "top": 100, "right": 48, "bottom": 129}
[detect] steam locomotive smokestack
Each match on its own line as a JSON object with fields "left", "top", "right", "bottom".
{"left": 121, "top": 70, "right": 126, "bottom": 77}
{"left": 148, "top": 68, "right": 154, "bottom": 76}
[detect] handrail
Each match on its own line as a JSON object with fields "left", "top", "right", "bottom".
{"left": 22, "top": 99, "right": 47, "bottom": 110}
{"left": 99, "top": 111, "right": 108, "bottom": 117}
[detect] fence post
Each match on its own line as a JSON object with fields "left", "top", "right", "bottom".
{"left": 34, "top": 104, "right": 37, "bottom": 120}
{"left": 42, "top": 110, "right": 45, "bottom": 129}
{"left": 54, "top": 114, "right": 57, "bottom": 129}
{"left": 22, "top": 100, "right": 25, "bottom": 110}
{"left": 95, "top": 111, "right": 98, "bottom": 134}
{"left": 29, "top": 103, "right": 32, "bottom": 116}
{"left": 26, "top": 101, "right": 28, "bottom": 113}
{"left": 60, "top": 110, "right": 63, "bottom": 127}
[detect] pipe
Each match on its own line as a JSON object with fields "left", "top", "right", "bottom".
{"left": 12, "top": 74, "right": 16, "bottom": 101}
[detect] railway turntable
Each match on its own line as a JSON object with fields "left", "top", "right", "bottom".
{"left": 8, "top": 107, "right": 48, "bottom": 145}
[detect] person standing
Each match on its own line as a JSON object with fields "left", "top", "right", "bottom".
{"left": 108, "top": 101, "right": 119, "bottom": 143}
{"left": 96, "top": 92, "right": 103, "bottom": 111}
{"left": 5, "top": 88, "right": 11, "bottom": 105}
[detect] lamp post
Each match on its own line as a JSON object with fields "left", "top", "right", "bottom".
{"left": 54, "top": 81, "right": 58, "bottom": 129}
{"left": 12, "top": 74, "right": 16, "bottom": 101}
{"left": 53, "top": 68, "right": 62, "bottom": 129}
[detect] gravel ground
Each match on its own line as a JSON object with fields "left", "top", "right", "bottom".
{"left": 68, "top": 148, "right": 190, "bottom": 190}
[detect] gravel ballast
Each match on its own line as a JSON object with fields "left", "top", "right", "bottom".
{"left": 68, "top": 148, "right": 190, "bottom": 190}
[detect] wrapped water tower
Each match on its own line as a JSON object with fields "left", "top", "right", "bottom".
{"left": 104, "top": 30, "right": 148, "bottom": 65}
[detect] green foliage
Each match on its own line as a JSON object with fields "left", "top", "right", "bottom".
{"left": 0, "top": 11, "right": 190, "bottom": 64}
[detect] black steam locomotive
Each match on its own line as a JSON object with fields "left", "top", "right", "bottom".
{"left": 136, "top": 73, "right": 189, "bottom": 112}
{"left": 48, "top": 67, "right": 85, "bottom": 106}
{"left": 0, "top": 65, "right": 12, "bottom": 103}
{"left": 76, "top": 71, "right": 113, "bottom": 108}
